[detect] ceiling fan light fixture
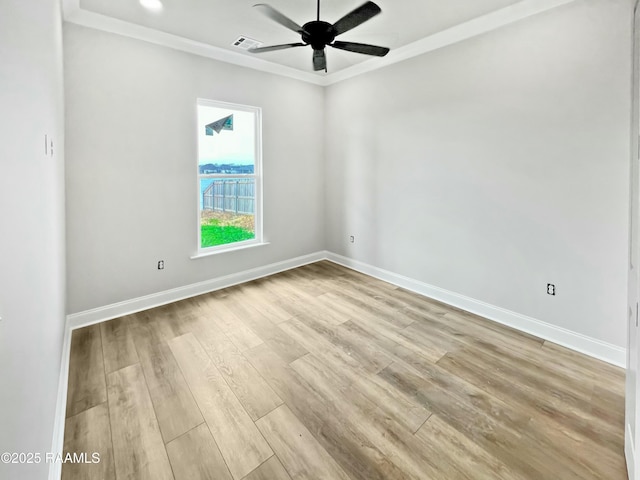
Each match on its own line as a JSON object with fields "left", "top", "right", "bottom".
{"left": 250, "top": 1, "right": 389, "bottom": 73}
{"left": 139, "top": 0, "right": 163, "bottom": 12}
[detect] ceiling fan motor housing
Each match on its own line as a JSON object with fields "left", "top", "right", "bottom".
{"left": 301, "top": 21, "right": 337, "bottom": 50}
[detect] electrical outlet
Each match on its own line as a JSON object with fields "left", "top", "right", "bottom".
{"left": 158, "top": 260, "right": 165, "bottom": 270}
{"left": 547, "top": 283, "right": 556, "bottom": 296}
{"left": 349, "top": 235, "right": 355, "bottom": 243}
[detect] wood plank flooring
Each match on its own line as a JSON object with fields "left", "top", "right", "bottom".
{"left": 62, "top": 261, "right": 626, "bottom": 480}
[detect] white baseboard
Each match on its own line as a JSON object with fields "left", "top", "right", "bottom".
{"left": 48, "top": 318, "right": 72, "bottom": 480}
{"left": 66, "top": 249, "right": 627, "bottom": 363}
{"left": 627, "top": 423, "right": 636, "bottom": 480}
{"left": 326, "top": 252, "right": 626, "bottom": 367}
{"left": 67, "top": 251, "right": 326, "bottom": 330}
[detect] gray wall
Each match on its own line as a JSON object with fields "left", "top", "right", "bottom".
{"left": 0, "top": 0, "right": 66, "bottom": 479}
{"left": 324, "top": 0, "right": 632, "bottom": 348}
{"left": 64, "top": 24, "right": 325, "bottom": 313}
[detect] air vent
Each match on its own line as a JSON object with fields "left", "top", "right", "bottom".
{"left": 232, "top": 36, "right": 262, "bottom": 50}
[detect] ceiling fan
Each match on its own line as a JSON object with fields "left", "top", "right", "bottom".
{"left": 248, "top": 0, "right": 390, "bottom": 72}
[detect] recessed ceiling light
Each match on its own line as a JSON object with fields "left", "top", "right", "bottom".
{"left": 140, "top": 0, "right": 163, "bottom": 12}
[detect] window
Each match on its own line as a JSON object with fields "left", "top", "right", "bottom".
{"left": 197, "top": 99, "right": 262, "bottom": 254}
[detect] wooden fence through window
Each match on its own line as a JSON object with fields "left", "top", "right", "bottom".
{"left": 202, "top": 178, "right": 255, "bottom": 214}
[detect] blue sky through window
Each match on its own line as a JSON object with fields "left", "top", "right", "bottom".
{"left": 197, "top": 104, "right": 255, "bottom": 166}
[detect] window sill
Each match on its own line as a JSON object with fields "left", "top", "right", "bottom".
{"left": 190, "top": 241, "right": 270, "bottom": 259}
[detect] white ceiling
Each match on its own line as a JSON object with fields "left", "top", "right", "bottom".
{"left": 63, "top": 0, "right": 577, "bottom": 85}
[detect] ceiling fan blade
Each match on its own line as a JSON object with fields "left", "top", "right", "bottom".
{"left": 332, "top": 1, "right": 382, "bottom": 36}
{"left": 253, "top": 4, "right": 308, "bottom": 35}
{"left": 331, "top": 40, "right": 389, "bottom": 57}
{"left": 248, "top": 42, "right": 307, "bottom": 53}
{"left": 313, "top": 49, "right": 327, "bottom": 72}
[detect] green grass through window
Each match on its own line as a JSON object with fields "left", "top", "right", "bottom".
{"left": 201, "top": 224, "right": 255, "bottom": 248}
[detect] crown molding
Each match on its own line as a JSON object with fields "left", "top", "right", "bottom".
{"left": 63, "top": 0, "right": 577, "bottom": 87}
{"left": 62, "top": 0, "right": 328, "bottom": 86}
{"left": 325, "top": 0, "right": 577, "bottom": 85}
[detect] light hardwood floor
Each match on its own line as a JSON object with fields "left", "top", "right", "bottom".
{"left": 62, "top": 261, "right": 626, "bottom": 480}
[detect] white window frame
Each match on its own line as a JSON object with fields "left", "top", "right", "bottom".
{"left": 195, "top": 98, "right": 263, "bottom": 256}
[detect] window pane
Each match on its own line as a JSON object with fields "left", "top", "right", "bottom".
{"left": 200, "top": 178, "right": 256, "bottom": 248}
{"left": 197, "top": 101, "right": 258, "bottom": 250}
{"left": 198, "top": 105, "right": 255, "bottom": 169}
